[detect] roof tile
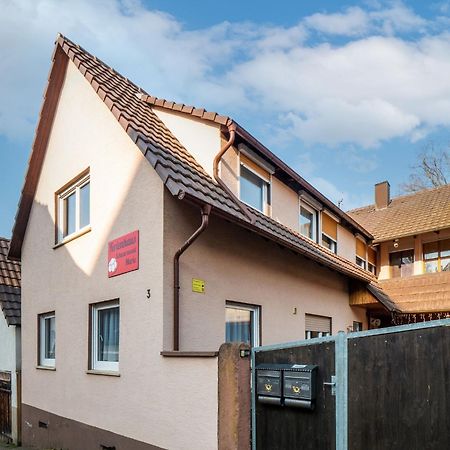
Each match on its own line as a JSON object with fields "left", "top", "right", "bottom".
{"left": 0, "top": 238, "right": 21, "bottom": 325}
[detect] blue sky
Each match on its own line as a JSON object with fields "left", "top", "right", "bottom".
{"left": 1, "top": 0, "right": 450, "bottom": 238}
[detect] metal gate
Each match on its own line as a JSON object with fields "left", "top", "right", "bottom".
{"left": 0, "top": 371, "right": 11, "bottom": 438}
{"left": 252, "top": 319, "right": 450, "bottom": 450}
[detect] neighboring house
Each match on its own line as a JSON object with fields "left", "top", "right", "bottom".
{"left": 8, "top": 35, "right": 387, "bottom": 450}
{"left": 0, "top": 237, "right": 21, "bottom": 444}
{"left": 348, "top": 181, "right": 450, "bottom": 326}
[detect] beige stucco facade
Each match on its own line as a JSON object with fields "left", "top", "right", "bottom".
{"left": 21, "top": 60, "right": 217, "bottom": 450}
{"left": 20, "top": 58, "right": 369, "bottom": 449}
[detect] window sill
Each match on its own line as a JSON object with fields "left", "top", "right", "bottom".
{"left": 160, "top": 351, "right": 219, "bottom": 358}
{"left": 86, "top": 369, "right": 120, "bottom": 377}
{"left": 36, "top": 365, "right": 56, "bottom": 371}
{"left": 53, "top": 226, "right": 91, "bottom": 249}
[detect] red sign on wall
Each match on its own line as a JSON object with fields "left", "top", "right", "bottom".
{"left": 108, "top": 230, "right": 139, "bottom": 278}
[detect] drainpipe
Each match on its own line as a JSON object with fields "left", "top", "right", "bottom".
{"left": 173, "top": 203, "right": 212, "bottom": 351}
{"left": 213, "top": 123, "right": 254, "bottom": 223}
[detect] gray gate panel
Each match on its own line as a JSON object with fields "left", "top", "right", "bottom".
{"left": 254, "top": 340, "right": 336, "bottom": 450}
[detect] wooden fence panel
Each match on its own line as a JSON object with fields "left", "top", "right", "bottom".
{"left": 348, "top": 326, "right": 450, "bottom": 450}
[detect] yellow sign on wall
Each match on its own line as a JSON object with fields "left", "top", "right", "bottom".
{"left": 192, "top": 278, "right": 205, "bottom": 293}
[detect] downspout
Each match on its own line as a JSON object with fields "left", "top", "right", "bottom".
{"left": 173, "top": 203, "right": 212, "bottom": 351}
{"left": 213, "top": 123, "right": 254, "bottom": 223}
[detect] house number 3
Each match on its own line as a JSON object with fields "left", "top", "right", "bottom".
{"left": 146, "top": 289, "right": 151, "bottom": 299}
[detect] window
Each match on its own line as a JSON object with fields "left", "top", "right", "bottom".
{"left": 90, "top": 300, "right": 120, "bottom": 372}
{"left": 423, "top": 240, "right": 450, "bottom": 273}
{"left": 321, "top": 212, "right": 337, "bottom": 253}
{"left": 39, "top": 312, "right": 55, "bottom": 367}
{"left": 305, "top": 314, "right": 331, "bottom": 339}
{"left": 225, "top": 302, "right": 260, "bottom": 347}
{"left": 356, "top": 256, "right": 366, "bottom": 270}
{"left": 57, "top": 171, "right": 90, "bottom": 242}
{"left": 300, "top": 204, "right": 317, "bottom": 241}
{"left": 322, "top": 234, "right": 337, "bottom": 253}
{"left": 239, "top": 159, "right": 270, "bottom": 214}
{"left": 367, "top": 247, "right": 377, "bottom": 275}
{"left": 352, "top": 321, "right": 363, "bottom": 332}
{"left": 389, "top": 249, "right": 414, "bottom": 278}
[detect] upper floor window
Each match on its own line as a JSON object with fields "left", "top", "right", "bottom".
{"left": 321, "top": 212, "right": 337, "bottom": 253}
{"left": 367, "top": 247, "right": 377, "bottom": 275}
{"left": 56, "top": 170, "right": 90, "bottom": 242}
{"left": 300, "top": 204, "right": 318, "bottom": 241}
{"left": 239, "top": 154, "right": 271, "bottom": 214}
{"left": 355, "top": 238, "right": 367, "bottom": 270}
{"left": 423, "top": 239, "right": 450, "bottom": 273}
{"left": 389, "top": 249, "right": 414, "bottom": 278}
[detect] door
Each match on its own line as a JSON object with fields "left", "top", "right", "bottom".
{"left": 0, "top": 371, "right": 11, "bottom": 438}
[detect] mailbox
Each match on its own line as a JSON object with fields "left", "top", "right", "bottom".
{"left": 256, "top": 366, "right": 282, "bottom": 405}
{"left": 256, "top": 363, "right": 318, "bottom": 410}
{"left": 283, "top": 364, "right": 318, "bottom": 410}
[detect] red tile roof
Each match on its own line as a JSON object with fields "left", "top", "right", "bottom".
{"left": 9, "top": 34, "right": 376, "bottom": 285}
{"left": 348, "top": 184, "right": 450, "bottom": 243}
{"left": 0, "top": 238, "right": 21, "bottom": 326}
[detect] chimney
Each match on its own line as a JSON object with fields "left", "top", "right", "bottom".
{"left": 375, "top": 181, "right": 390, "bottom": 209}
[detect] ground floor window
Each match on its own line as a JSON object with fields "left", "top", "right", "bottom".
{"left": 90, "top": 300, "right": 120, "bottom": 372}
{"left": 305, "top": 313, "right": 331, "bottom": 339}
{"left": 39, "top": 312, "right": 56, "bottom": 367}
{"left": 225, "top": 302, "right": 260, "bottom": 347}
{"left": 352, "top": 321, "right": 363, "bottom": 332}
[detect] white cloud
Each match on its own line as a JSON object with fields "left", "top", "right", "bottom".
{"left": 1, "top": 0, "right": 450, "bottom": 152}
{"left": 304, "top": 7, "right": 370, "bottom": 36}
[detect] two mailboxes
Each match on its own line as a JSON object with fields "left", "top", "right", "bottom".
{"left": 256, "top": 363, "right": 318, "bottom": 410}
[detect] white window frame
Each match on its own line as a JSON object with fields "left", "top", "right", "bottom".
{"left": 299, "top": 201, "right": 318, "bottom": 242}
{"left": 355, "top": 256, "right": 366, "bottom": 270}
{"left": 57, "top": 173, "right": 90, "bottom": 242}
{"left": 368, "top": 262, "right": 376, "bottom": 275}
{"left": 39, "top": 312, "right": 55, "bottom": 368}
{"left": 322, "top": 233, "right": 337, "bottom": 254}
{"left": 239, "top": 162, "right": 271, "bottom": 215}
{"left": 225, "top": 302, "right": 261, "bottom": 348}
{"left": 91, "top": 300, "right": 120, "bottom": 372}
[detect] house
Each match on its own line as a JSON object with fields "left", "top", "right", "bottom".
{"left": 348, "top": 181, "right": 450, "bottom": 326}
{"left": 7, "top": 35, "right": 388, "bottom": 449}
{"left": 0, "top": 237, "right": 21, "bottom": 444}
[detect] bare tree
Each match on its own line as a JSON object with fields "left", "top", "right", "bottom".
{"left": 400, "top": 143, "right": 450, "bottom": 193}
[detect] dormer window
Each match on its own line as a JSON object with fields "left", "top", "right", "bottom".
{"left": 239, "top": 154, "right": 271, "bottom": 214}
{"left": 300, "top": 204, "right": 318, "bottom": 242}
